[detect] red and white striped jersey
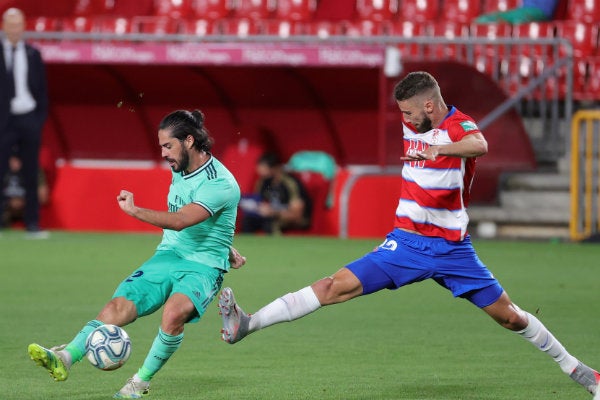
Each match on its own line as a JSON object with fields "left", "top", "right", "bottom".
{"left": 394, "top": 106, "right": 480, "bottom": 241}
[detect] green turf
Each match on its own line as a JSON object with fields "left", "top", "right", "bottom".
{"left": 1, "top": 231, "right": 599, "bottom": 399}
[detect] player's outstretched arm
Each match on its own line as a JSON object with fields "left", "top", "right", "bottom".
{"left": 117, "top": 190, "right": 210, "bottom": 230}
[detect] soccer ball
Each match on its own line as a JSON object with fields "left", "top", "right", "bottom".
{"left": 85, "top": 324, "right": 132, "bottom": 371}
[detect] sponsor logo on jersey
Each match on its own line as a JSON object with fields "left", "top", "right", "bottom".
{"left": 459, "top": 120, "right": 478, "bottom": 132}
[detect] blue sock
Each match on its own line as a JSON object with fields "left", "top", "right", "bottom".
{"left": 64, "top": 319, "right": 104, "bottom": 363}
{"left": 137, "top": 328, "right": 184, "bottom": 382}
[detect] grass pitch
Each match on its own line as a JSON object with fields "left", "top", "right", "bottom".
{"left": 1, "top": 231, "right": 599, "bottom": 399}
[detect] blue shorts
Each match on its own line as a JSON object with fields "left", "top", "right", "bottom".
{"left": 345, "top": 229, "right": 503, "bottom": 308}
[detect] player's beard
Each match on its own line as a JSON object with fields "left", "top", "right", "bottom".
{"left": 416, "top": 113, "right": 433, "bottom": 133}
{"left": 168, "top": 147, "right": 190, "bottom": 173}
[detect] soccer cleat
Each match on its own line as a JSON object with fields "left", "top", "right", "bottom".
{"left": 113, "top": 378, "right": 150, "bottom": 399}
{"left": 218, "top": 287, "right": 250, "bottom": 344}
{"left": 594, "top": 370, "right": 600, "bottom": 400}
{"left": 27, "top": 343, "right": 69, "bottom": 381}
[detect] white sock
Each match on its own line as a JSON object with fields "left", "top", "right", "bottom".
{"left": 518, "top": 312, "right": 579, "bottom": 374}
{"left": 249, "top": 286, "right": 321, "bottom": 331}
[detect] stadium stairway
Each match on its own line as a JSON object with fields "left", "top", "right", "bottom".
{"left": 468, "top": 170, "right": 571, "bottom": 240}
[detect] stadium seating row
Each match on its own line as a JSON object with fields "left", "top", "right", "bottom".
{"left": 24, "top": 0, "right": 600, "bottom": 24}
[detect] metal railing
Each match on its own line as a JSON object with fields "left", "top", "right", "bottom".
{"left": 570, "top": 110, "right": 600, "bottom": 241}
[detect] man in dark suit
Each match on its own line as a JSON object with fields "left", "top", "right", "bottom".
{"left": 1, "top": 8, "right": 49, "bottom": 237}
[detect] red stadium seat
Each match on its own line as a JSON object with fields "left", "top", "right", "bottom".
{"left": 480, "top": 0, "right": 519, "bottom": 14}
{"left": 343, "top": 19, "right": 390, "bottom": 36}
{"left": 27, "top": 17, "right": 61, "bottom": 32}
{"left": 61, "top": 16, "right": 95, "bottom": 33}
{"left": 96, "top": 16, "right": 133, "bottom": 35}
{"left": 389, "top": 20, "right": 430, "bottom": 58}
{"left": 355, "top": 0, "right": 399, "bottom": 22}
{"left": 442, "top": 0, "right": 481, "bottom": 23}
{"left": 220, "top": 18, "right": 264, "bottom": 36}
{"left": 566, "top": 0, "right": 600, "bottom": 23}
{"left": 470, "top": 22, "right": 513, "bottom": 57}
{"left": 234, "top": 0, "right": 274, "bottom": 19}
{"left": 153, "top": 0, "right": 193, "bottom": 18}
{"left": 131, "top": 16, "right": 180, "bottom": 34}
{"left": 429, "top": 21, "right": 469, "bottom": 59}
{"left": 276, "top": 0, "right": 317, "bottom": 21}
{"left": 555, "top": 21, "right": 599, "bottom": 58}
{"left": 180, "top": 18, "right": 219, "bottom": 36}
{"left": 304, "top": 20, "right": 341, "bottom": 38}
{"left": 73, "top": 0, "right": 116, "bottom": 15}
{"left": 511, "top": 22, "right": 556, "bottom": 57}
{"left": 263, "top": 19, "right": 305, "bottom": 37}
{"left": 193, "top": 0, "right": 233, "bottom": 20}
{"left": 398, "top": 0, "right": 439, "bottom": 22}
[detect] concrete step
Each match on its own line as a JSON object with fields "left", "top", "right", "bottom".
{"left": 502, "top": 172, "right": 570, "bottom": 191}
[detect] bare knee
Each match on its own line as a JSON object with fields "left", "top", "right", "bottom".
{"left": 311, "top": 268, "right": 362, "bottom": 306}
{"left": 483, "top": 293, "right": 529, "bottom": 331}
{"left": 161, "top": 294, "right": 196, "bottom": 335}
{"left": 96, "top": 297, "right": 137, "bottom": 326}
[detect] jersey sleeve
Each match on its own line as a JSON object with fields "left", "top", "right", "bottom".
{"left": 192, "top": 178, "right": 238, "bottom": 216}
{"left": 448, "top": 118, "right": 481, "bottom": 142}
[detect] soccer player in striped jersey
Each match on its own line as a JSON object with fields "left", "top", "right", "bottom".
{"left": 27, "top": 109, "right": 245, "bottom": 398}
{"left": 219, "top": 71, "right": 600, "bottom": 398}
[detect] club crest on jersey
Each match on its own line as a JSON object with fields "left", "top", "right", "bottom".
{"left": 379, "top": 239, "right": 397, "bottom": 251}
{"left": 459, "top": 120, "right": 478, "bottom": 132}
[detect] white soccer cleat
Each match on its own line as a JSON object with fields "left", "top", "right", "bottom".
{"left": 113, "top": 377, "right": 150, "bottom": 399}
{"left": 218, "top": 287, "right": 250, "bottom": 344}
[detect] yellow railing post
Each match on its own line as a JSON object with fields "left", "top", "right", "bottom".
{"left": 570, "top": 110, "right": 600, "bottom": 241}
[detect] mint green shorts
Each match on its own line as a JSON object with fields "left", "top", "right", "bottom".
{"left": 113, "top": 250, "right": 224, "bottom": 323}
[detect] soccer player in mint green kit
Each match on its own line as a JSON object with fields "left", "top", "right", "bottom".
{"left": 27, "top": 109, "right": 245, "bottom": 398}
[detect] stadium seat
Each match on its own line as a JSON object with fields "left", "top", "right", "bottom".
{"left": 153, "top": 0, "right": 193, "bottom": 18}
{"left": 263, "top": 19, "right": 305, "bottom": 37}
{"left": 388, "top": 20, "right": 430, "bottom": 58}
{"left": 61, "top": 16, "right": 95, "bottom": 33}
{"left": 480, "top": 0, "right": 519, "bottom": 14}
{"left": 276, "top": 0, "right": 317, "bottom": 21}
{"left": 180, "top": 18, "right": 219, "bottom": 36}
{"left": 27, "top": 17, "right": 61, "bottom": 32}
{"left": 343, "top": 19, "right": 390, "bottom": 37}
{"left": 193, "top": 0, "right": 232, "bottom": 20}
{"left": 73, "top": 0, "right": 116, "bottom": 15}
{"left": 429, "top": 21, "right": 469, "bottom": 59}
{"left": 470, "top": 22, "right": 512, "bottom": 57}
{"left": 131, "top": 16, "right": 180, "bottom": 35}
{"left": 511, "top": 22, "right": 556, "bottom": 57}
{"left": 234, "top": 0, "right": 275, "bottom": 19}
{"left": 442, "top": 0, "right": 481, "bottom": 23}
{"left": 304, "top": 20, "right": 340, "bottom": 38}
{"left": 220, "top": 18, "right": 264, "bottom": 36}
{"left": 355, "top": 0, "right": 399, "bottom": 22}
{"left": 96, "top": 16, "right": 132, "bottom": 35}
{"left": 555, "top": 21, "right": 599, "bottom": 58}
{"left": 398, "top": 0, "right": 439, "bottom": 22}
{"left": 566, "top": 0, "right": 600, "bottom": 23}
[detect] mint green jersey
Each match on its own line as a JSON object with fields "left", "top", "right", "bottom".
{"left": 156, "top": 155, "right": 240, "bottom": 271}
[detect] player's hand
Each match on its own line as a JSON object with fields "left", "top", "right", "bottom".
{"left": 229, "top": 247, "right": 247, "bottom": 269}
{"left": 117, "top": 190, "right": 136, "bottom": 216}
{"left": 400, "top": 147, "right": 439, "bottom": 162}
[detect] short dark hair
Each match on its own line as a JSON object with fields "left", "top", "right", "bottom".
{"left": 257, "top": 152, "right": 281, "bottom": 168}
{"left": 393, "top": 71, "right": 439, "bottom": 101}
{"left": 159, "top": 109, "right": 214, "bottom": 152}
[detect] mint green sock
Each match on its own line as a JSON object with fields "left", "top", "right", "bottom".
{"left": 137, "top": 328, "right": 184, "bottom": 382}
{"left": 64, "top": 319, "right": 104, "bottom": 363}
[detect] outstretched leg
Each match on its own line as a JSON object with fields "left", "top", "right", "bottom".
{"left": 483, "top": 291, "right": 600, "bottom": 396}
{"left": 220, "top": 267, "right": 362, "bottom": 343}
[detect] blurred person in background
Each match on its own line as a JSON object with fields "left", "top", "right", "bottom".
{"left": 475, "top": 0, "right": 559, "bottom": 24}
{"left": 240, "top": 152, "right": 312, "bottom": 235}
{"left": 0, "top": 7, "right": 49, "bottom": 238}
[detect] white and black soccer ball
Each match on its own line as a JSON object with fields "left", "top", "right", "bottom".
{"left": 85, "top": 324, "right": 132, "bottom": 371}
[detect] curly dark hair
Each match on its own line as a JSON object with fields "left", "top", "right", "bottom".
{"left": 158, "top": 109, "right": 214, "bottom": 152}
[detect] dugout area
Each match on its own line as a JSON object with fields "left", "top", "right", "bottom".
{"left": 38, "top": 60, "right": 536, "bottom": 237}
